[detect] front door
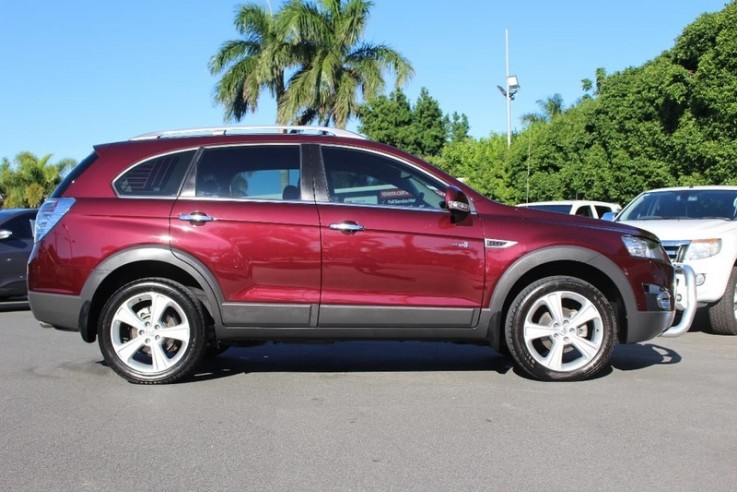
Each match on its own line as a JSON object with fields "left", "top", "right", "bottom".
{"left": 316, "top": 146, "right": 485, "bottom": 328}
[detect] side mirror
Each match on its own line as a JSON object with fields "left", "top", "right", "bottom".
{"left": 0, "top": 229, "right": 11, "bottom": 240}
{"left": 601, "top": 212, "right": 617, "bottom": 221}
{"left": 443, "top": 186, "right": 471, "bottom": 222}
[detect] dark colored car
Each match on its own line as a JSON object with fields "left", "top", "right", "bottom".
{"left": 28, "top": 126, "right": 679, "bottom": 384}
{"left": 0, "top": 208, "right": 37, "bottom": 300}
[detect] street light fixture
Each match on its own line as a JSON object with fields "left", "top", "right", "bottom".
{"left": 507, "top": 75, "right": 520, "bottom": 98}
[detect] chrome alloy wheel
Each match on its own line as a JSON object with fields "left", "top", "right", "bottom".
{"left": 523, "top": 290, "right": 605, "bottom": 373}
{"left": 110, "top": 291, "right": 191, "bottom": 375}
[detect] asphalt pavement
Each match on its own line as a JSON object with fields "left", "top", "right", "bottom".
{"left": 1, "top": 305, "right": 736, "bottom": 491}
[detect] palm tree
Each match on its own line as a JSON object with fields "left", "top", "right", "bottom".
{"left": 210, "top": 0, "right": 413, "bottom": 127}
{"left": 277, "top": 0, "right": 414, "bottom": 127}
{"left": 0, "top": 152, "right": 75, "bottom": 208}
{"left": 521, "top": 94, "right": 566, "bottom": 126}
{"left": 209, "top": 3, "right": 296, "bottom": 121}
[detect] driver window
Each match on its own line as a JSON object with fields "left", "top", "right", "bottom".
{"left": 321, "top": 147, "right": 445, "bottom": 210}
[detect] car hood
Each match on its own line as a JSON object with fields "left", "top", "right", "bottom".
{"left": 502, "top": 204, "right": 656, "bottom": 239}
{"left": 617, "top": 218, "right": 737, "bottom": 240}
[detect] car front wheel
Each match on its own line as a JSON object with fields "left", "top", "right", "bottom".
{"left": 99, "top": 278, "right": 206, "bottom": 384}
{"left": 505, "top": 276, "right": 617, "bottom": 382}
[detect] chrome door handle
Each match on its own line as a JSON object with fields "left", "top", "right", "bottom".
{"left": 179, "top": 212, "right": 214, "bottom": 224}
{"left": 329, "top": 221, "right": 364, "bottom": 233}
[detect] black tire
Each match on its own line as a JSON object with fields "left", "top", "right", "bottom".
{"left": 708, "top": 267, "right": 737, "bottom": 335}
{"left": 504, "top": 276, "right": 617, "bottom": 382}
{"left": 98, "top": 278, "right": 206, "bottom": 384}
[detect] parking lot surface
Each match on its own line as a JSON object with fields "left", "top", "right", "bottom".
{"left": 1, "top": 306, "right": 736, "bottom": 491}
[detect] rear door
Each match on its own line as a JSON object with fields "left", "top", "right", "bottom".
{"left": 169, "top": 144, "right": 321, "bottom": 327}
{"left": 315, "top": 146, "right": 486, "bottom": 328}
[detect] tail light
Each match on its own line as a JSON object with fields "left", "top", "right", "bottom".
{"left": 34, "top": 198, "right": 76, "bottom": 242}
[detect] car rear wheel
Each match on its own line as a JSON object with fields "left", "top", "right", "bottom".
{"left": 707, "top": 267, "right": 737, "bottom": 335}
{"left": 505, "top": 276, "right": 617, "bottom": 382}
{"left": 99, "top": 278, "right": 206, "bottom": 384}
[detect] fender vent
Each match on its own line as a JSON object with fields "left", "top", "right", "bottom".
{"left": 485, "top": 238, "right": 518, "bottom": 249}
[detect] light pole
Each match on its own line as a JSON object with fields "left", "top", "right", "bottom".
{"left": 497, "top": 29, "right": 520, "bottom": 147}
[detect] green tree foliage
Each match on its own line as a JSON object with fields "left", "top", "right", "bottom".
{"left": 430, "top": 134, "right": 512, "bottom": 201}
{"left": 0, "top": 152, "right": 75, "bottom": 208}
{"left": 357, "top": 90, "right": 414, "bottom": 149}
{"left": 447, "top": 112, "right": 470, "bottom": 143}
{"left": 520, "top": 94, "right": 566, "bottom": 125}
{"left": 359, "top": 87, "right": 468, "bottom": 158}
{"left": 495, "top": 2, "right": 737, "bottom": 204}
{"left": 410, "top": 88, "right": 446, "bottom": 156}
{"left": 210, "top": 0, "right": 414, "bottom": 127}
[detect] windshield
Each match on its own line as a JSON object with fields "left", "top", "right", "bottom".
{"left": 619, "top": 189, "right": 737, "bottom": 221}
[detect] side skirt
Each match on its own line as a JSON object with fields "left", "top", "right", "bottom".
{"left": 216, "top": 305, "right": 496, "bottom": 344}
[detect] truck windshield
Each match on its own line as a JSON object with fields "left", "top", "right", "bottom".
{"left": 619, "top": 190, "right": 737, "bottom": 221}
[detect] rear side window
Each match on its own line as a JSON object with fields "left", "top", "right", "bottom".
{"left": 195, "top": 145, "right": 301, "bottom": 200}
{"left": 114, "top": 151, "right": 195, "bottom": 197}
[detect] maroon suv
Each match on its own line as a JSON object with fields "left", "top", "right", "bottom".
{"left": 28, "top": 126, "right": 677, "bottom": 383}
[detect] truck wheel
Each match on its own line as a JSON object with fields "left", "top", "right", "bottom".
{"left": 98, "top": 278, "right": 206, "bottom": 384}
{"left": 708, "top": 267, "right": 737, "bottom": 335}
{"left": 505, "top": 276, "right": 617, "bottom": 382}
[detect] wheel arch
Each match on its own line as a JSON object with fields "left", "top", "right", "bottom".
{"left": 488, "top": 246, "right": 636, "bottom": 347}
{"left": 78, "top": 247, "right": 223, "bottom": 343}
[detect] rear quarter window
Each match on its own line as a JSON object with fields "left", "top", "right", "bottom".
{"left": 114, "top": 150, "right": 195, "bottom": 197}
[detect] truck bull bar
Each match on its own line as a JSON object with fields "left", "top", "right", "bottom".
{"left": 661, "top": 263, "right": 697, "bottom": 338}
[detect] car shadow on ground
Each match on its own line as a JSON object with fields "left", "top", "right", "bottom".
{"left": 505, "top": 341, "right": 683, "bottom": 382}
{"left": 609, "top": 342, "right": 681, "bottom": 372}
{"left": 188, "top": 341, "right": 515, "bottom": 383}
{"left": 93, "top": 338, "right": 687, "bottom": 383}
{"left": 185, "top": 337, "right": 684, "bottom": 383}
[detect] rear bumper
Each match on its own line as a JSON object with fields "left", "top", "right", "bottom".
{"left": 28, "top": 291, "right": 83, "bottom": 333}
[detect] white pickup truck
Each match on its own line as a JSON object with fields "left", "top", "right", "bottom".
{"left": 612, "top": 186, "right": 737, "bottom": 335}
{"left": 517, "top": 200, "right": 621, "bottom": 219}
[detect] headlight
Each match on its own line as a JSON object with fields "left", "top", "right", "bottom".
{"left": 684, "top": 239, "right": 721, "bottom": 260}
{"left": 622, "top": 235, "right": 669, "bottom": 262}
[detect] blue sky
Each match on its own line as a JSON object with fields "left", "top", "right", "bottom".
{"left": 0, "top": 0, "right": 730, "bottom": 162}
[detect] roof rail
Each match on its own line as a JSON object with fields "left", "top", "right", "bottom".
{"left": 130, "top": 125, "right": 365, "bottom": 141}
